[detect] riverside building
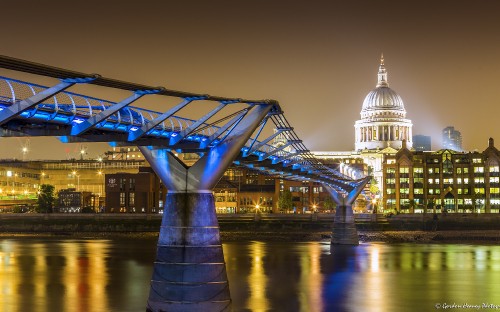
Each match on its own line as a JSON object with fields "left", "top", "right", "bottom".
{"left": 383, "top": 138, "right": 500, "bottom": 213}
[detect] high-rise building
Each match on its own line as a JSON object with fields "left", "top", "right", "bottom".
{"left": 442, "top": 126, "right": 462, "bottom": 151}
{"left": 354, "top": 54, "right": 413, "bottom": 151}
{"left": 413, "top": 135, "right": 432, "bottom": 151}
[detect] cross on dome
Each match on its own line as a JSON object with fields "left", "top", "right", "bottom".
{"left": 377, "top": 53, "right": 389, "bottom": 87}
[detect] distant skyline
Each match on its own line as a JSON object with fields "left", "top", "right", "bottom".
{"left": 1, "top": 0, "right": 500, "bottom": 159}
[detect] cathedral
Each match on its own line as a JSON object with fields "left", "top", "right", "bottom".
{"left": 354, "top": 55, "right": 413, "bottom": 150}
{"left": 313, "top": 55, "right": 414, "bottom": 207}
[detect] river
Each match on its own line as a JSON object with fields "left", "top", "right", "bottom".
{"left": 1, "top": 236, "right": 500, "bottom": 312}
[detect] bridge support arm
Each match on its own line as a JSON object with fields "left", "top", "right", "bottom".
{"left": 139, "top": 104, "right": 272, "bottom": 312}
{"left": 0, "top": 80, "right": 75, "bottom": 125}
{"left": 323, "top": 178, "right": 370, "bottom": 246}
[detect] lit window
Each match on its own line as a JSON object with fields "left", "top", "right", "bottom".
{"left": 490, "top": 177, "right": 500, "bottom": 183}
{"left": 474, "top": 167, "right": 484, "bottom": 173}
{"left": 490, "top": 166, "right": 500, "bottom": 173}
{"left": 474, "top": 177, "right": 485, "bottom": 184}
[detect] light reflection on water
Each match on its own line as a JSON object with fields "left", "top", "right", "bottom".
{"left": 1, "top": 237, "right": 500, "bottom": 312}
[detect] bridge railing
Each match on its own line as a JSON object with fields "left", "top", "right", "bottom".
{"left": 0, "top": 55, "right": 363, "bottom": 193}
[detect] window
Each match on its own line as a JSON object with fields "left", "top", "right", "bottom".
{"left": 399, "top": 167, "right": 409, "bottom": 174}
{"left": 473, "top": 158, "right": 482, "bottom": 164}
{"left": 414, "top": 188, "right": 424, "bottom": 194}
{"left": 386, "top": 188, "right": 395, "bottom": 194}
{"left": 120, "top": 192, "right": 126, "bottom": 205}
{"left": 120, "top": 178, "right": 126, "bottom": 191}
{"left": 474, "top": 167, "right": 484, "bottom": 173}
{"left": 413, "top": 167, "right": 424, "bottom": 174}
{"left": 490, "top": 188, "right": 500, "bottom": 194}
{"left": 129, "top": 192, "right": 135, "bottom": 205}
{"left": 386, "top": 168, "right": 396, "bottom": 174}
{"left": 129, "top": 178, "right": 136, "bottom": 191}
{"left": 490, "top": 166, "right": 500, "bottom": 173}
{"left": 490, "top": 177, "right": 500, "bottom": 183}
{"left": 474, "top": 177, "right": 484, "bottom": 184}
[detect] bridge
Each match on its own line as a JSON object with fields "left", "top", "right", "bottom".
{"left": 0, "top": 55, "right": 369, "bottom": 312}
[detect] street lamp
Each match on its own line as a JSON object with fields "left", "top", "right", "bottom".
{"left": 72, "top": 171, "right": 80, "bottom": 191}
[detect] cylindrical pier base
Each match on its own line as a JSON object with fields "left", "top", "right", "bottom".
{"left": 331, "top": 205, "right": 359, "bottom": 245}
{"left": 146, "top": 192, "right": 231, "bottom": 312}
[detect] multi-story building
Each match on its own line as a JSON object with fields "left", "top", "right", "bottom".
{"left": 413, "top": 135, "right": 432, "bottom": 151}
{"left": 0, "top": 158, "right": 145, "bottom": 212}
{"left": 383, "top": 138, "right": 500, "bottom": 213}
{"left": 442, "top": 126, "right": 462, "bottom": 151}
{"left": 105, "top": 167, "right": 165, "bottom": 213}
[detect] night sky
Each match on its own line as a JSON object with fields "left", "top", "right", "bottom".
{"left": 1, "top": 0, "right": 500, "bottom": 159}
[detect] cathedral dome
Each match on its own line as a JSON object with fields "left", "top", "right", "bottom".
{"left": 354, "top": 55, "right": 413, "bottom": 151}
{"left": 362, "top": 87, "right": 405, "bottom": 111}
{"left": 360, "top": 55, "right": 406, "bottom": 119}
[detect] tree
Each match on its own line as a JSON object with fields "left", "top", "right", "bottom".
{"left": 408, "top": 199, "right": 416, "bottom": 214}
{"left": 278, "top": 190, "right": 293, "bottom": 212}
{"left": 37, "top": 184, "right": 55, "bottom": 213}
{"left": 427, "top": 198, "right": 435, "bottom": 214}
{"left": 323, "top": 195, "right": 336, "bottom": 212}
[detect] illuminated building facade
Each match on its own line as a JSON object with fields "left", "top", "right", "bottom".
{"left": 383, "top": 138, "right": 500, "bottom": 213}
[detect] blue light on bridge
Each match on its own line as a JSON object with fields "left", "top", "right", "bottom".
{"left": 72, "top": 118, "right": 84, "bottom": 124}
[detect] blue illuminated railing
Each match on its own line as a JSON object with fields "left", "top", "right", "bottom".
{"left": 0, "top": 55, "right": 362, "bottom": 193}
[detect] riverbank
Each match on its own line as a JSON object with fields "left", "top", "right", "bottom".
{"left": 1, "top": 230, "right": 500, "bottom": 244}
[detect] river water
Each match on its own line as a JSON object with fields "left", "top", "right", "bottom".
{"left": 1, "top": 236, "right": 500, "bottom": 312}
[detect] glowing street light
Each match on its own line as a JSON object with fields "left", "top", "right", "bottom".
{"left": 71, "top": 171, "right": 80, "bottom": 191}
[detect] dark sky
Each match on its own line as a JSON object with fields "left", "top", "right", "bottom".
{"left": 1, "top": 0, "right": 500, "bottom": 159}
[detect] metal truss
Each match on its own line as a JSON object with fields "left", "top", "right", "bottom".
{"left": 0, "top": 55, "right": 366, "bottom": 195}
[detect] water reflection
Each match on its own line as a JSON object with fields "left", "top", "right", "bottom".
{"left": 227, "top": 242, "right": 500, "bottom": 312}
{"left": 2, "top": 237, "right": 500, "bottom": 312}
{"left": 0, "top": 237, "right": 155, "bottom": 312}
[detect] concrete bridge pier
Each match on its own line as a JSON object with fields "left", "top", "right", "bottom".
{"left": 324, "top": 177, "right": 370, "bottom": 245}
{"left": 139, "top": 104, "right": 272, "bottom": 312}
{"left": 332, "top": 204, "right": 359, "bottom": 245}
{"left": 146, "top": 191, "right": 230, "bottom": 312}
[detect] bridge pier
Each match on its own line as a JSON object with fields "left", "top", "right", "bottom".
{"left": 147, "top": 192, "right": 230, "bottom": 312}
{"left": 331, "top": 205, "right": 359, "bottom": 245}
{"left": 140, "top": 104, "right": 272, "bottom": 312}
{"left": 324, "top": 177, "right": 370, "bottom": 245}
